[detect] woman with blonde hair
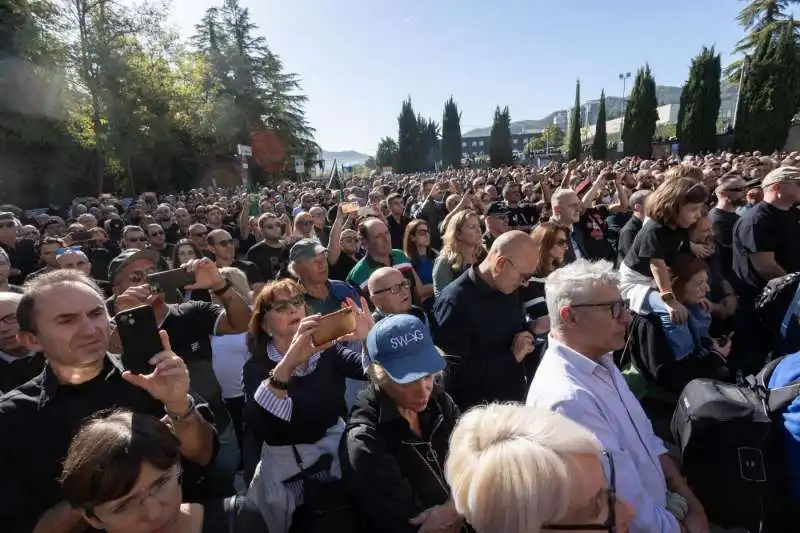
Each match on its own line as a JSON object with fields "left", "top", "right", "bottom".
{"left": 431, "top": 209, "right": 484, "bottom": 295}
{"left": 445, "top": 403, "right": 635, "bottom": 533}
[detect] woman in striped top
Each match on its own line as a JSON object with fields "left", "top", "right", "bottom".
{"left": 520, "top": 222, "right": 570, "bottom": 335}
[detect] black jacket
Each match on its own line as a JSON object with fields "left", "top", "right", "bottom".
{"left": 340, "top": 384, "right": 471, "bottom": 533}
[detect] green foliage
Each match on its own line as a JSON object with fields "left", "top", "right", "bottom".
{"left": 441, "top": 96, "right": 462, "bottom": 169}
{"left": 364, "top": 156, "right": 376, "bottom": 170}
{"left": 489, "top": 105, "right": 512, "bottom": 167}
{"left": 591, "top": 90, "right": 608, "bottom": 160}
{"left": 566, "top": 80, "right": 582, "bottom": 160}
{"left": 397, "top": 97, "right": 419, "bottom": 173}
{"left": 622, "top": 65, "right": 659, "bottom": 158}
{"left": 735, "top": 21, "right": 800, "bottom": 152}
{"left": 417, "top": 114, "right": 440, "bottom": 172}
{"left": 376, "top": 137, "right": 398, "bottom": 169}
{"left": 727, "top": 0, "right": 800, "bottom": 82}
{"left": 677, "top": 46, "right": 721, "bottom": 155}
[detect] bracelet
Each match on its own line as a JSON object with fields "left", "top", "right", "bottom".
{"left": 267, "top": 369, "right": 291, "bottom": 390}
{"left": 212, "top": 279, "right": 232, "bottom": 296}
{"left": 165, "top": 394, "right": 196, "bottom": 424}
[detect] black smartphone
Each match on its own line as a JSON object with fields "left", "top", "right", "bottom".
{"left": 70, "top": 230, "right": 92, "bottom": 243}
{"left": 147, "top": 268, "right": 196, "bottom": 293}
{"left": 115, "top": 305, "right": 162, "bottom": 374}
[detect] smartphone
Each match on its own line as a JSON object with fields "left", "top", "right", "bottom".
{"left": 311, "top": 307, "right": 357, "bottom": 347}
{"left": 147, "top": 268, "right": 196, "bottom": 293}
{"left": 70, "top": 230, "right": 92, "bottom": 243}
{"left": 116, "top": 305, "right": 162, "bottom": 374}
{"left": 340, "top": 202, "right": 359, "bottom": 215}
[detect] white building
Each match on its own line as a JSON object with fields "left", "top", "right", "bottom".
{"left": 587, "top": 103, "right": 679, "bottom": 136}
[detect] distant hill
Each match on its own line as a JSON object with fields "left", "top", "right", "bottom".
{"left": 322, "top": 150, "right": 371, "bottom": 167}
{"left": 464, "top": 83, "right": 738, "bottom": 138}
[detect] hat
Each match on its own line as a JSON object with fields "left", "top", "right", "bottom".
{"left": 485, "top": 201, "right": 511, "bottom": 218}
{"left": 365, "top": 315, "right": 445, "bottom": 385}
{"left": 761, "top": 166, "right": 800, "bottom": 188}
{"left": 108, "top": 248, "right": 161, "bottom": 285}
{"left": 289, "top": 238, "right": 326, "bottom": 263}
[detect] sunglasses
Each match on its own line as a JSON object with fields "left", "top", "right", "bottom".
{"left": 571, "top": 300, "right": 629, "bottom": 320}
{"left": 128, "top": 237, "right": 149, "bottom": 243}
{"left": 266, "top": 295, "right": 305, "bottom": 313}
{"left": 545, "top": 450, "right": 617, "bottom": 532}
{"left": 149, "top": 231, "right": 164, "bottom": 237}
{"left": 214, "top": 239, "right": 234, "bottom": 247}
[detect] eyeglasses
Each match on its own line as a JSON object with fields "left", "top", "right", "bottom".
{"left": 88, "top": 465, "right": 182, "bottom": 522}
{"left": 723, "top": 187, "right": 745, "bottom": 193}
{"left": 214, "top": 239, "right": 234, "bottom": 248}
{"left": 545, "top": 450, "right": 617, "bottom": 532}
{"left": 571, "top": 300, "right": 630, "bottom": 320}
{"left": 372, "top": 280, "right": 411, "bottom": 295}
{"left": 149, "top": 231, "right": 164, "bottom": 237}
{"left": 190, "top": 232, "right": 208, "bottom": 238}
{"left": 128, "top": 237, "right": 149, "bottom": 243}
{"left": 341, "top": 236, "right": 358, "bottom": 243}
{"left": 503, "top": 256, "right": 534, "bottom": 284}
{"left": 266, "top": 295, "right": 306, "bottom": 313}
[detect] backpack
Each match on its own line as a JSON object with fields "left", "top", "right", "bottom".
{"left": 671, "top": 356, "right": 800, "bottom": 531}
{"left": 754, "top": 272, "right": 800, "bottom": 357}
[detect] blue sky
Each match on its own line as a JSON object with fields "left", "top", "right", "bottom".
{"left": 165, "top": 0, "right": 793, "bottom": 154}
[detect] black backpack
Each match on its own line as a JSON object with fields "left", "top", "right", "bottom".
{"left": 754, "top": 272, "right": 800, "bottom": 357}
{"left": 671, "top": 356, "right": 800, "bottom": 532}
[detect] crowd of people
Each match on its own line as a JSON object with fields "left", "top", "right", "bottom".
{"left": 1, "top": 148, "right": 800, "bottom": 533}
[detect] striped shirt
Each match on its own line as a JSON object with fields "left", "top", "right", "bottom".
{"left": 252, "top": 342, "right": 322, "bottom": 421}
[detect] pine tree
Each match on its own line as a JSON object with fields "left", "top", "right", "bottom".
{"left": 376, "top": 137, "right": 398, "bottom": 170}
{"left": 441, "top": 96, "right": 462, "bottom": 169}
{"left": 677, "top": 46, "right": 721, "bottom": 156}
{"left": 397, "top": 97, "right": 419, "bottom": 173}
{"left": 567, "top": 79, "right": 582, "bottom": 161}
{"left": 622, "top": 65, "right": 659, "bottom": 158}
{"left": 591, "top": 90, "right": 608, "bottom": 160}
{"left": 417, "top": 114, "right": 440, "bottom": 172}
{"left": 489, "top": 106, "right": 512, "bottom": 167}
{"left": 735, "top": 21, "right": 800, "bottom": 152}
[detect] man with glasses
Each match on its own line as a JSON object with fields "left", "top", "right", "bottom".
{"left": 483, "top": 201, "right": 511, "bottom": 248}
{"left": 0, "top": 292, "right": 43, "bottom": 394}
{"left": 188, "top": 223, "right": 211, "bottom": 258}
{"left": 432, "top": 231, "right": 539, "bottom": 411}
{"left": 709, "top": 172, "right": 747, "bottom": 283}
{"left": 527, "top": 259, "right": 708, "bottom": 533}
{"left": 246, "top": 213, "right": 289, "bottom": 281}
{"left": 208, "top": 229, "right": 263, "bottom": 293}
{"left": 147, "top": 223, "right": 176, "bottom": 269}
{"left": 367, "top": 267, "right": 428, "bottom": 326}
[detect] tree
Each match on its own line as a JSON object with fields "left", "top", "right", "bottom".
{"left": 566, "top": 80, "right": 582, "bottom": 160}
{"left": 376, "top": 137, "right": 398, "bottom": 170}
{"left": 441, "top": 96, "right": 462, "bottom": 169}
{"left": 396, "top": 97, "right": 419, "bottom": 173}
{"left": 591, "top": 90, "right": 608, "bottom": 160}
{"left": 489, "top": 105, "right": 512, "bottom": 167}
{"left": 735, "top": 21, "right": 800, "bottom": 152}
{"left": 364, "top": 156, "right": 376, "bottom": 170}
{"left": 418, "top": 115, "right": 440, "bottom": 171}
{"left": 622, "top": 65, "right": 659, "bottom": 158}
{"left": 727, "top": 0, "right": 800, "bottom": 82}
{"left": 677, "top": 46, "right": 721, "bottom": 156}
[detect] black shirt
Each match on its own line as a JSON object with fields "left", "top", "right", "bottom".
{"left": 507, "top": 203, "right": 540, "bottom": 230}
{"left": 228, "top": 259, "right": 264, "bottom": 287}
{"left": 246, "top": 241, "right": 289, "bottom": 281}
{"left": 623, "top": 220, "right": 689, "bottom": 278}
{"left": 387, "top": 215, "right": 410, "bottom": 250}
{"left": 161, "top": 221, "right": 183, "bottom": 244}
{"left": 618, "top": 216, "right": 643, "bottom": 266}
{"left": 0, "top": 354, "right": 214, "bottom": 533}
{"left": 518, "top": 274, "right": 548, "bottom": 322}
{"left": 328, "top": 252, "right": 359, "bottom": 282}
{"left": 576, "top": 206, "right": 613, "bottom": 261}
{"left": 708, "top": 207, "right": 739, "bottom": 283}
{"left": 0, "top": 353, "right": 44, "bottom": 395}
{"left": 2, "top": 240, "right": 38, "bottom": 285}
{"left": 732, "top": 201, "right": 800, "bottom": 296}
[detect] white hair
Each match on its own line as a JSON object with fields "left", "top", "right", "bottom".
{"left": 550, "top": 188, "right": 576, "bottom": 209}
{"left": 445, "top": 403, "right": 602, "bottom": 533}
{"left": 545, "top": 259, "right": 620, "bottom": 334}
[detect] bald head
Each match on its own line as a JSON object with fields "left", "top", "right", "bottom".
{"left": 368, "top": 267, "right": 404, "bottom": 295}
{"left": 482, "top": 230, "right": 540, "bottom": 295}
{"left": 489, "top": 230, "right": 538, "bottom": 258}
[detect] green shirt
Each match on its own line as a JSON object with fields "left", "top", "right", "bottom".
{"left": 346, "top": 249, "right": 416, "bottom": 296}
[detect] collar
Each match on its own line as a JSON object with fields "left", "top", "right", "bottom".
{"left": 0, "top": 350, "right": 35, "bottom": 364}
{"left": 39, "top": 353, "right": 124, "bottom": 408}
{"left": 466, "top": 264, "right": 496, "bottom": 295}
{"left": 546, "top": 336, "right": 611, "bottom": 377}
{"left": 303, "top": 280, "right": 333, "bottom": 301}
{"left": 550, "top": 216, "right": 573, "bottom": 231}
{"left": 366, "top": 253, "right": 391, "bottom": 268}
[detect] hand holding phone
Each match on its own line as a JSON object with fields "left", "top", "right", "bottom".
{"left": 116, "top": 305, "right": 163, "bottom": 374}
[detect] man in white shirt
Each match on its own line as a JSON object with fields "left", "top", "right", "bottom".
{"left": 527, "top": 259, "right": 708, "bottom": 533}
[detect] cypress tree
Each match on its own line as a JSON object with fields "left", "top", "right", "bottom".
{"left": 397, "top": 97, "right": 419, "bottom": 173}
{"left": 489, "top": 106, "right": 513, "bottom": 167}
{"left": 591, "top": 90, "right": 608, "bottom": 160}
{"left": 441, "top": 96, "right": 463, "bottom": 169}
{"left": 622, "top": 65, "right": 659, "bottom": 158}
{"left": 567, "top": 79, "right": 582, "bottom": 161}
{"left": 677, "top": 46, "right": 722, "bottom": 156}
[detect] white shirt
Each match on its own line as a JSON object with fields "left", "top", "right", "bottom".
{"left": 526, "top": 337, "right": 680, "bottom": 533}
{"left": 210, "top": 332, "right": 250, "bottom": 399}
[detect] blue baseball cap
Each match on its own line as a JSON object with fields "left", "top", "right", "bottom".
{"left": 365, "top": 314, "right": 445, "bottom": 384}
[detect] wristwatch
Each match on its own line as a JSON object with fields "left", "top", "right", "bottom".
{"left": 267, "top": 369, "right": 291, "bottom": 390}
{"left": 165, "top": 394, "right": 197, "bottom": 424}
{"left": 661, "top": 291, "right": 676, "bottom": 303}
{"left": 212, "top": 279, "right": 232, "bottom": 296}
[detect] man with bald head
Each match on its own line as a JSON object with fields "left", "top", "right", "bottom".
{"left": 432, "top": 230, "right": 540, "bottom": 410}
{"left": 0, "top": 292, "right": 44, "bottom": 394}
{"left": 368, "top": 266, "right": 428, "bottom": 326}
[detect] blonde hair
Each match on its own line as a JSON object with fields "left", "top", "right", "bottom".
{"left": 440, "top": 210, "right": 481, "bottom": 271}
{"left": 445, "top": 403, "right": 602, "bottom": 533}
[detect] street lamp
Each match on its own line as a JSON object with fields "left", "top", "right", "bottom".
{"left": 618, "top": 72, "right": 631, "bottom": 152}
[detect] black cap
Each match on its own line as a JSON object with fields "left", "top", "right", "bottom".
{"left": 485, "top": 202, "right": 511, "bottom": 218}
{"left": 108, "top": 248, "right": 161, "bottom": 286}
